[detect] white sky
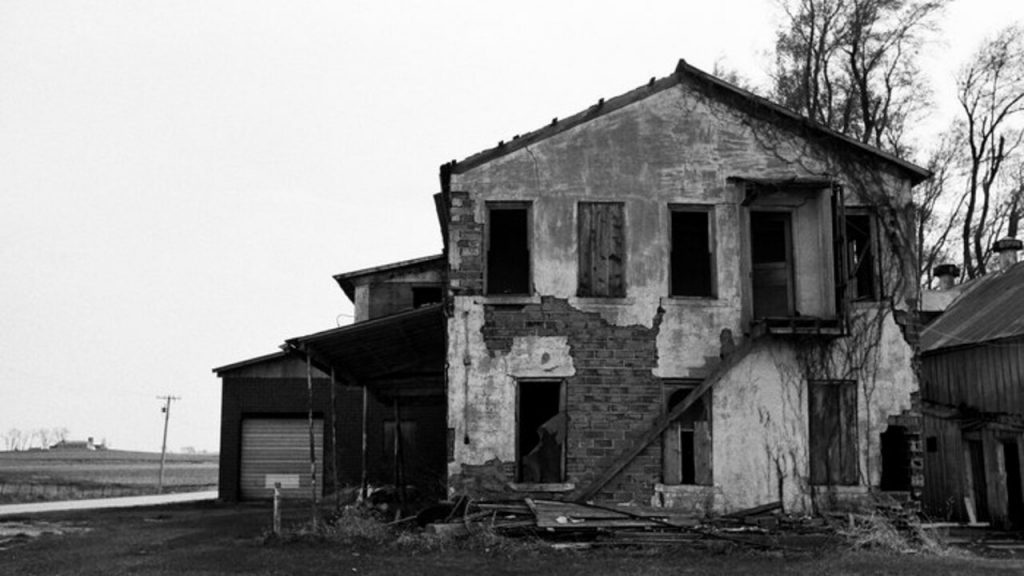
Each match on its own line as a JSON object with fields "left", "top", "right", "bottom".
{"left": 1, "top": 1, "right": 1020, "bottom": 453}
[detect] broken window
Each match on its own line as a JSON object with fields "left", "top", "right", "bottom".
{"left": 486, "top": 204, "right": 530, "bottom": 295}
{"left": 517, "top": 380, "right": 566, "bottom": 483}
{"left": 670, "top": 208, "right": 715, "bottom": 297}
{"left": 808, "top": 380, "right": 858, "bottom": 485}
{"left": 845, "top": 212, "right": 880, "bottom": 301}
{"left": 412, "top": 286, "right": 442, "bottom": 308}
{"left": 578, "top": 202, "right": 626, "bottom": 297}
{"left": 750, "top": 211, "right": 794, "bottom": 318}
{"left": 663, "top": 381, "right": 711, "bottom": 485}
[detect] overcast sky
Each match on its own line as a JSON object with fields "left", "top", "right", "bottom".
{"left": 1, "top": 1, "right": 1020, "bottom": 453}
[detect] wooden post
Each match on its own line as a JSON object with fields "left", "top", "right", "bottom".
{"left": 360, "top": 385, "right": 369, "bottom": 501}
{"left": 330, "top": 368, "right": 340, "bottom": 510}
{"left": 393, "top": 395, "right": 406, "bottom": 516}
{"left": 273, "top": 483, "right": 282, "bottom": 535}
{"left": 307, "top": 354, "right": 319, "bottom": 528}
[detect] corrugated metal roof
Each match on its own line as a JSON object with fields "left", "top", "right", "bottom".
{"left": 920, "top": 260, "right": 1024, "bottom": 352}
{"left": 284, "top": 304, "right": 445, "bottom": 384}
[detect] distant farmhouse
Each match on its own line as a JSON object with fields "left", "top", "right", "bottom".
{"left": 50, "top": 436, "right": 106, "bottom": 451}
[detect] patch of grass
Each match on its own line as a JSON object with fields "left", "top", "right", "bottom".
{"left": 836, "top": 513, "right": 969, "bottom": 558}
{"left": 265, "top": 504, "right": 543, "bottom": 557}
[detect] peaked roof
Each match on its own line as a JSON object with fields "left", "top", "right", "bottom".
{"left": 447, "top": 59, "right": 930, "bottom": 184}
{"left": 920, "top": 260, "right": 1024, "bottom": 353}
{"left": 333, "top": 254, "right": 444, "bottom": 301}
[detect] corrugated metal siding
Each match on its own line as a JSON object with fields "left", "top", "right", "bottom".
{"left": 920, "top": 336, "right": 1024, "bottom": 413}
{"left": 920, "top": 261, "right": 1024, "bottom": 352}
{"left": 240, "top": 419, "right": 323, "bottom": 500}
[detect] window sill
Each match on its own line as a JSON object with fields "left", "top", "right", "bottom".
{"left": 570, "top": 296, "right": 635, "bottom": 306}
{"left": 662, "top": 296, "right": 727, "bottom": 308}
{"left": 507, "top": 482, "right": 575, "bottom": 493}
{"left": 478, "top": 294, "right": 540, "bottom": 305}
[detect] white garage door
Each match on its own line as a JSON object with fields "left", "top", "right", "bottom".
{"left": 240, "top": 418, "right": 323, "bottom": 500}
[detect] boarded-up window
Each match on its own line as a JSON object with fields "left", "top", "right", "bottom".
{"left": 809, "top": 380, "right": 858, "bottom": 485}
{"left": 846, "top": 212, "right": 879, "bottom": 301}
{"left": 487, "top": 205, "right": 530, "bottom": 295}
{"left": 663, "top": 383, "right": 711, "bottom": 485}
{"left": 578, "top": 202, "right": 625, "bottom": 297}
{"left": 670, "top": 208, "right": 715, "bottom": 297}
{"left": 517, "top": 380, "right": 566, "bottom": 483}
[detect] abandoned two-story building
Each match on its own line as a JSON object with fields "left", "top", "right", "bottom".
{"left": 216, "top": 59, "right": 930, "bottom": 514}
{"left": 437, "top": 59, "right": 928, "bottom": 514}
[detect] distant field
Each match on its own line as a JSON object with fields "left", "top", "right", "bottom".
{"left": 0, "top": 449, "right": 218, "bottom": 503}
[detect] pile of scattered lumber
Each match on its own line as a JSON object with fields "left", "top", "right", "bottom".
{"left": 425, "top": 499, "right": 836, "bottom": 549}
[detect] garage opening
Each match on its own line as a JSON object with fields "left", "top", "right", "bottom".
{"left": 240, "top": 418, "right": 323, "bottom": 500}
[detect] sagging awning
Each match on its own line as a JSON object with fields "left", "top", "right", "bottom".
{"left": 283, "top": 304, "right": 445, "bottom": 392}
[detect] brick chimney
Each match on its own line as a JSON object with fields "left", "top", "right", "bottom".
{"left": 993, "top": 237, "right": 1022, "bottom": 271}
{"left": 933, "top": 264, "right": 959, "bottom": 290}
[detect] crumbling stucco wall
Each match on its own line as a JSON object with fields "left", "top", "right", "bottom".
{"left": 444, "top": 77, "right": 919, "bottom": 509}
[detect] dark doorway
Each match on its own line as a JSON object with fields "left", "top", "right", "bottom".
{"left": 880, "top": 426, "right": 911, "bottom": 491}
{"left": 968, "top": 439, "right": 990, "bottom": 522}
{"left": 664, "top": 386, "right": 711, "bottom": 485}
{"left": 517, "top": 380, "right": 565, "bottom": 483}
{"left": 1004, "top": 441, "right": 1023, "bottom": 528}
{"left": 751, "top": 211, "right": 794, "bottom": 318}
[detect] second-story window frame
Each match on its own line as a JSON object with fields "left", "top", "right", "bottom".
{"left": 844, "top": 207, "right": 882, "bottom": 302}
{"left": 485, "top": 201, "right": 532, "bottom": 296}
{"left": 669, "top": 204, "right": 717, "bottom": 299}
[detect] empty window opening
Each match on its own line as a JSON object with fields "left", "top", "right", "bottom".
{"left": 750, "top": 211, "right": 794, "bottom": 318}
{"left": 578, "top": 202, "right": 626, "bottom": 298}
{"left": 517, "top": 380, "right": 566, "bottom": 483}
{"left": 846, "top": 213, "right": 879, "bottom": 301}
{"left": 487, "top": 206, "right": 530, "bottom": 295}
{"left": 412, "top": 286, "right": 442, "bottom": 308}
{"left": 671, "top": 209, "right": 714, "bottom": 297}
{"left": 663, "top": 384, "right": 711, "bottom": 485}
{"left": 809, "top": 380, "right": 858, "bottom": 486}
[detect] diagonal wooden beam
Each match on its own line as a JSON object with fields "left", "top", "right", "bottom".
{"left": 573, "top": 338, "right": 757, "bottom": 502}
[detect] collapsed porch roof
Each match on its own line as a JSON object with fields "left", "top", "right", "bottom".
{"left": 283, "top": 304, "right": 445, "bottom": 386}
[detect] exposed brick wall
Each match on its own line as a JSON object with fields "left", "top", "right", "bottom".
{"left": 481, "top": 296, "right": 664, "bottom": 502}
{"left": 448, "top": 190, "right": 484, "bottom": 296}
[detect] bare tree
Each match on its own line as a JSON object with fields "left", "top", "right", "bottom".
{"left": 915, "top": 128, "right": 965, "bottom": 285}
{"left": 773, "top": 0, "right": 947, "bottom": 154}
{"left": 957, "top": 25, "right": 1024, "bottom": 278}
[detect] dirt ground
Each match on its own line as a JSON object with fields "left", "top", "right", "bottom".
{"left": 1, "top": 501, "right": 1023, "bottom": 576}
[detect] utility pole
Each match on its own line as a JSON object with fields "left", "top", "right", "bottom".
{"left": 157, "top": 395, "right": 180, "bottom": 493}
